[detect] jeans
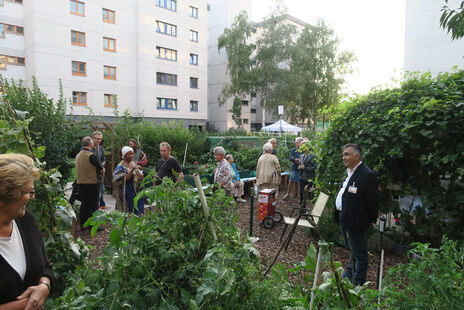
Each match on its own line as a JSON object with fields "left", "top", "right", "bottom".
{"left": 339, "top": 213, "right": 368, "bottom": 286}
{"left": 99, "top": 182, "right": 106, "bottom": 207}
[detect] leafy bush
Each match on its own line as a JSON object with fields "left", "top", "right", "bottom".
{"left": 317, "top": 70, "right": 464, "bottom": 244}
{"left": 110, "top": 112, "right": 209, "bottom": 168}
{"left": 1, "top": 76, "right": 82, "bottom": 182}
{"left": 49, "top": 181, "right": 303, "bottom": 309}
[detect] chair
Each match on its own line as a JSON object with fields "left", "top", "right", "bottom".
{"left": 280, "top": 192, "right": 330, "bottom": 249}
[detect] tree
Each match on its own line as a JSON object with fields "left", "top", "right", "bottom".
{"left": 440, "top": 0, "right": 464, "bottom": 39}
{"left": 217, "top": 11, "right": 255, "bottom": 127}
{"left": 284, "top": 20, "right": 354, "bottom": 129}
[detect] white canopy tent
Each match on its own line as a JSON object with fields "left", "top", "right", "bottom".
{"left": 261, "top": 119, "right": 302, "bottom": 135}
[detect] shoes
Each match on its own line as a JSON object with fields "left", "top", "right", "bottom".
{"left": 99, "top": 205, "right": 106, "bottom": 210}
{"left": 282, "top": 195, "right": 289, "bottom": 200}
{"left": 237, "top": 198, "right": 246, "bottom": 203}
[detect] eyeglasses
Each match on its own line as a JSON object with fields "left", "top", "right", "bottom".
{"left": 22, "top": 189, "right": 35, "bottom": 196}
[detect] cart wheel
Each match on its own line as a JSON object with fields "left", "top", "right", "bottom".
{"left": 273, "top": 211, "right": 283, "bottom": 223}
{"left": 263, "top": 216, "right": 275, "bottom": 229}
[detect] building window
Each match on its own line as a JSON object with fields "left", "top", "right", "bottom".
{"left": 190, "top": 54, "right": 198, "bottom": 65}
{"left": 156, "top": 20, "right": 177, "bottom": 37}
{"left": 190, "top": 100, "right": 198, "bottom": 111}
{"left": 4, "top": 55, "right": 24, "bottom": 65}
{"left": 0, "top": 56, "right": 6, "bottom": 70}
{"left": 5, "top": 0, "right": 23, "bottom": 4}
{"left": 241, "top": 100, "right": 249, "bottom": 106}
{"left": 0, "top": 25, "right": 4, "bottom": 38}
{"left": 70, "top": 0, "right": 85, "bottom": 16}
{"left": 102, "top": 8, "right": 115, "bottom": 24}
{"left": 103, "top": 37, "right": 116, "bottom": 52}
{"left": 190, "top": 77, "right": 198, "bottom": 89}
{"left": 5, "top": 24, "right": 24, "bottom": 35}
{"left": 157, "top": 97, "right": 177, "bottom": 110}
{"left": 71, "top": 30, "right": 85, "bottom": 46}
{"left": 72, "top": 61, "right": 86, "bottom": 76}
{"left": 104, "top": 94, "right": 116, "bottom": 107}
{"left": 72, "top": 91, "right": 87, "bottom": 105}
{"left": 156, "top": 0, "right": 176, "bottom": 12}
{"left": 190, "top": 30, "right": 198, "bottom": 42}
{"left": 189, "top": 6, "right": 198, "bottom": 18}
{"left": 251, "top": 108, "right": 257, "bottom": 113}
{"left": 104, "top": 65, "right": 116, "bottom": 79}
{"left": 156, "top": 72, "right": 177, "bottom": 86}
{"left": 156, "top": 46, "right": 177, "bottom": 61}
{"left": 243, "top": 119, "right": 249, "bottom": 124}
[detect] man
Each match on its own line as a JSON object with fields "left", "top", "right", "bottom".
{"left": 283, "top": 137, "right": 304, "bottom": 200}
{"left": 128, "top": 139, "right": 147, "bottom": 168}
{"left": 155, "top": 142, "right": 183, "bottom": 185}
{"left": 335, "top": 144, "right": 379, "bottom": 286}
{"left": 298, "top": 139, "right": 317, "bottom": 204}
{"left": 75, "top": 136, "right": 104, "bottom": 230}
{"left": 92, "top": 131, "right": 106, "bottom": 209}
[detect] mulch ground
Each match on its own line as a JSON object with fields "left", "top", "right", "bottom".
{"left": 75, "top": 190, "right": 408, "bottom": 288}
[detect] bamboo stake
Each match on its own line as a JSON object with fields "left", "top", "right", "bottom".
{"left": 310, "top": 248, "right": 323, "bottom": 309}
{"left": 193, "top": 173, "right": 217, "bottom": 241}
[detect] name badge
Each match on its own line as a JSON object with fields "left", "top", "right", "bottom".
{"left": 348, "top": 186, "right": 357, "bottom": 194}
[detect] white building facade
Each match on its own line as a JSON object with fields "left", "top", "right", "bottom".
{"left": 0, "top": 0, "right": 208, "bottom": 127}
{"left": 404, "top": 0, "right": 464, "bottom": 73}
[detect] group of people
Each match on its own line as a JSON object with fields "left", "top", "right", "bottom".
{"left": 0, "top": 136, "right": 378, "bottom": 308}
{"left": 76, "top": 134, "right": 186, "bottom": 224}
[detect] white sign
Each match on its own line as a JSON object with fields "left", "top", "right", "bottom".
{"left": 278, "top": 105, "right": 284, "bottom": 115}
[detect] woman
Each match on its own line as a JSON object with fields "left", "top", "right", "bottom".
{"left": 0, "top": 154, "right": 53, "bottom": 309}
{"left": 256, "top": 142, "right": 281, "bottom": 191}
{"left": 113, "top": 146, "right": 144, "bottom": 215}
{"left": 213, "top": 146, "right": 234, "bottom": 196}
{"left": 298, "top": 140, "right": 317, "bottom": 203}
{"left": 226, "top": 154, "right": 246, "bottom": 203}
{"left": 283, "top": 137, "right": 304, "bottom": 200}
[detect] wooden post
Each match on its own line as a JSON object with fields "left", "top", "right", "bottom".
{"left": 193, "top": 173, "right": 217, "bottom": 241}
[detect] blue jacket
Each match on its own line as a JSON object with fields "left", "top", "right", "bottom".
{"left": 290, "top": 147, "right": 302, "bottom": 172}
{"left": 231, "top": 163, "right": 240, "bottom": 182}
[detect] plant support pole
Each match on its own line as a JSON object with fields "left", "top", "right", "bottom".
{"left": 183, "top": 142, "right": 188, "bottom": 167}
{"left": 377, "top": 217, "right": 386, "bottom": 290}
{"left": 310, "top": 248, "right": 323, "bottom": 310}
{"left": 249, "top": 191, "right": 254, "bottom": 236}
{"left": 193, "top": 173, "right": 217, "bottom": 241}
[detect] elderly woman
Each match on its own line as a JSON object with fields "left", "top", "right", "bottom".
{"left": 256, "top": 142, "right": 281, "bottom": 191}
{"left": 0, "top": 154, "right": 53, "bottom": 309}
{"left": 113, "top": 146, "right": 144, "bottom": 215}
{"left": 213, "top": 146, "right": 234, "bottom": 196}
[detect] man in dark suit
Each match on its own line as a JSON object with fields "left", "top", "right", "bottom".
{"left": 335, "top": 144, "right": 379, "bottom": 286}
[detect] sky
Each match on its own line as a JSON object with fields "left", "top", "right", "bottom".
{"left": 251, "top": 0, "right": 406, "bottom": 95}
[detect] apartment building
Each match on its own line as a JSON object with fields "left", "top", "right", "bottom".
{"left": 404, "top": 0, "right": 464, "bottom": 73}
{"left": 0, "top": 0, "right": 208, "bottom": 127}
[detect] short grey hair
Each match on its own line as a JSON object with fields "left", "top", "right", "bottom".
{"left": 343, "top": 144, "right": 362, "bottom": 158}
{"left": 213, "top": 146, "right": 226, "bottom": 156}
{"left": 295, "top": 137, "right": 304, "bottom": 143}
{"left": 225, "top": 154, "right": 233, "bottom": 161}
{"left": 92, "top": 131, "right": 103, "bottom": 137}
{"left": 82, "top": 136, "right": 93, "bottom": 147}
{"left": 262, "top": 143, "right": 273, "bottom": 153}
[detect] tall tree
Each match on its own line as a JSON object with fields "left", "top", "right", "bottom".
{"left": 285, "top": 20, "right": 355, "bottom": 128}
{"left": 440, "top": 0, "right": 464, "bottom": 40}
{"left": 217, "top": 11, "right": 255, "bottom": 127}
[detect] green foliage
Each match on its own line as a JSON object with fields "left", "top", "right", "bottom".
{"left": 0, "top": 76, "right": 82, "bottom": 182}
{"left": 440, "top": 0, "right": 464, "bottom": 40}
{"left": 49, "top": 182, "right": 303, "bottom": 309}
{"left": 111, "top": 112, "right": 209, "bottom": 168}
{"left": 378, "top": 237, "right": 464, "bottom": 309}
{"left": 317, "top": 70, "right": 464, "bottom": 244}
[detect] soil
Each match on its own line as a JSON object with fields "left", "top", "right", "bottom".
{"left": 74, "top": 189, "right": 408, "bottom": 288}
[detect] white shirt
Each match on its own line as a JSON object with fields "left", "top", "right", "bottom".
{"left": 0, "top": 220, "right": 27, "bottom": 280}
{"left": 335, "top": 161, "right": 362, "bottom": 211}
